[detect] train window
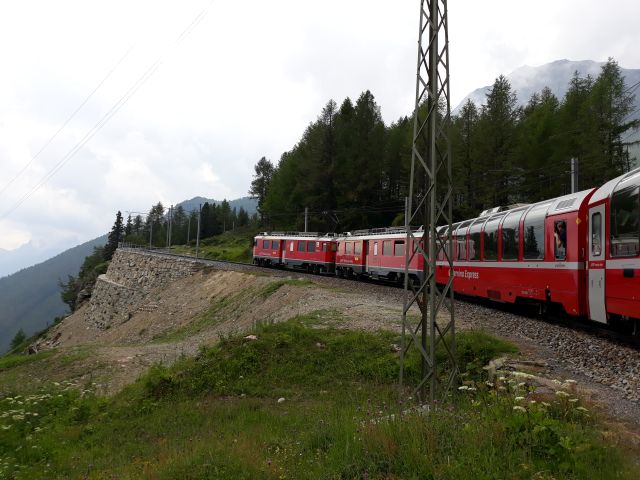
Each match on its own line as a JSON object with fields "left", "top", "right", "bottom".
{"left": 523, "top": 203, "right": 551, "bottom": 260}
{"left": 394, "top": 240, "right": 405, "bottom": 256}
{"left": 468, "top": 219, "right": 484, "bottom": 261}
{"left": 290, "top": 241, "right": 294, "bottom": 252}
{"left": 263, "top": 240, "right": 271, "bottom": 249}
{"left": 383, "top": 240, "right": 392, "bottom": 256}
{"left": 272, "top": 240, "right": 280, "bottom": 250}
{"left": 331, "top": 243, "right": 337, "bottom": 252}
{"left": 501, "top": 210, "right": 523, "bottom": 260}
{"left": 307, "top": 241, "right": 316, "bottom": 253}
{"left": 554, "top": 220, "right": 567, "bottom": 260}
{"left": 345, "top": 242, "right": 353, "bottom": 255}
{"left": 374, "top": 242, "right": 379, "bottom": 256}
{"left": 322, "top": 243, "right": 327, "bottom": 252}
{"left": 592, "top": 213, "right": 603, "bottom": 257}
{"left": 483, "top": 217, "right": 501, "bottom": 261}
{"left": 297, "top": 241, "right": 305, "bottom": 252}
{"left": 610, "top": 184, "right": 640, "bottom": 257}
{"left": 355, "top": 242, "right": 362, "bottom": 255}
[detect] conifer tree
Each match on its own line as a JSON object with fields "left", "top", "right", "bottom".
{"left": 104, "top": 211, "right": 124, "bottom": 261}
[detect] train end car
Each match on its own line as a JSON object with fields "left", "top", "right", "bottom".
{"left": 587, "top": 167, "right": 640, "bottom": 328}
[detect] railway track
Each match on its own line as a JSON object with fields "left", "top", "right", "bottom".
{"left": 121, "top": 245, "right": 640, "bottom": 350}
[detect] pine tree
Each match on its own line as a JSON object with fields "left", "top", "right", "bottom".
{"left": 104, "top": 211, "right": 124, "bottom": 261}
{"left": 10, "top": 329, "right": 27, "bottom": 350}
{"left": 249, "top": 157, "right": 275, "bottom": 222}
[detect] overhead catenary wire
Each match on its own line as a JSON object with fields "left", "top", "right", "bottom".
{"left": 0, "top": 44, "right": 135, "bottom": 199}
{"left": 0, "top": 1, "right": 213, "bottom": 221}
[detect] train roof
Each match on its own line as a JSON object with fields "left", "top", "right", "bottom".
{"left": 590, "top": 167, "right": 640, "bottom": 204}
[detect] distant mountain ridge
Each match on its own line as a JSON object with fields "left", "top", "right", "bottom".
{"left": 0, "top": 235, "right": 107, "bottom": 354}
{"left": 453, "top": 59, "right": 640, "bottom": 164}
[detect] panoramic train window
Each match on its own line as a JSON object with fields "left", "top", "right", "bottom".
{"left": 523, "top": 203, "right": 551, "bottom": 260}
{"left": 554, "top": 220, "right": 566, "bottom": 260}
{"left": 263, "top": 240, "right": 270, "bottom": 249}
{"left": 355, "top": 242, "right": 362, "bottom": 255}
{"left": 307, "top": 241, "right": 316, "bottom": 253}
{"left": 383, "top": 240, "right": 392, "bottom": 256}
{"left": 272, "top": 240, "right": 279, "bottom": 250}
{"left": 501, "top": 210, "right": 523, "bottom": 260}
{"left": 483, "top": 216, "right": 501, "bottom": 261}
{"left": 610, "top": 183, "right": 640, "bottom": 257}
{"left": 455, "top": 221, "right": 472, "bottom": 260}
{"left": 297, "top": 241, "right": 305, "bottom": 252}
{"left": 394, "top": 240, "right": 405, "bottom": 256}
{"left": 468, "top": 219, "right": 484, "bottom": 261}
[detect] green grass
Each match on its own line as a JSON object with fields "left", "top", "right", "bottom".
{"left": 0, "top": 351, "right": 54, "bottom": 372}
{"left": 0, "top": 317, "right": 637, "bottom": 479}
{"left": 172, "top": 227, "right": 257, "bottom": 263}
{"left": 259, "top": 279, "right": 314, "bottom": 299}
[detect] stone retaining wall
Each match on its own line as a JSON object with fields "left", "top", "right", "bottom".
{"left": 87, "top": 249, "right": 202, "bottom": 329}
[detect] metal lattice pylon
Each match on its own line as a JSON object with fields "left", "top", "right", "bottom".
{"left": 400, "top": 0, "right": 457, "bottom": 403}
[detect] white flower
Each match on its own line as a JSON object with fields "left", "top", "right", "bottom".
{"left": 541, "top": 401, "right": 551, "bottom": 407}
{"left": 569, "top": 398, "right": 579, "bottom": 403}
{"left": 458, "top": 386, "right": 469, "bottom": 391}
{"left": 514, "top": 396, "right": 525, "bottom": 402}
{"left": 576, "top": 406, "right": 589, "bottom": 412}
{"left": 513, "top": 406, "right": 526, "bottom": 412}
{"left": 555, "top": 391, "right": 570, "bottom": 398}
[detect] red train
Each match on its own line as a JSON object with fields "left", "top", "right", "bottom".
{"left": 253, "top": 168, "right": 640, "bottom": 328}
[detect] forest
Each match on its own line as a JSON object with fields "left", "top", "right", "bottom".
{"left": 250, "top": 59, "right": 639, "bottom": 232}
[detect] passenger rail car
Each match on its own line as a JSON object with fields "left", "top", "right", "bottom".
{"left": 253, "top": 232, "right": 337, "bottom": 274}
{"left": 252, "top": 167, "right": 640, "bottom": 328}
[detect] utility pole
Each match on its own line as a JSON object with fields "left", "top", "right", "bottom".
{"left": 400, "top": 0, "right": 457, "bottom": 403}
{"left": 168, "top": 205, "right": 173, "bottom": 249}
{"left": 196, "top": 203, "right": 202, "bottom": 258}
{"left": 304, "top": 207, "right": 308, "bottom": 232}
{"left": 149, "top": 221, "right": 153, "bottom": 248}
{"left": 187, "top": 214, "right": 191, "bottom": 244}
{"left": 570, "top": 158, "right": 579, "bottom": 193}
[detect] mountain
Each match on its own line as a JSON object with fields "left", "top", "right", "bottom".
{"left": 454, "top": 59, "right": 640, "bottom": 116}
{"left": 0, "top": 234, "right": 107, "bottom": 354}
{"left": 453, "top": 59, "right": 640, "bottom": 164}
{"left": 0, "top": 241, "right": 66, "bottom": 279}
{"left": 175, "top": 196, "right": 258, "bottom": 215}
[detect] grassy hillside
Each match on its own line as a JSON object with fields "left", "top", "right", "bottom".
{"left": 0, "top": 235, "right": 107, "bottom": 354}
{"left": 0, "top": 317, "right": 637, "bottom": 479}
{"left": 172, "top": 227, "right": 257, "bottom": 263}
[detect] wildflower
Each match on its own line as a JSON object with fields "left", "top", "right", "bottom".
{"left": 517, "top": 382, "right": 526, "bottom": 388}
{"left": 485, "top": 382, "right": 494, "bottom": 387}
{"left": 458, "top": 386, "right": 469, "bottom": 391}
{"left": 555, "top": 391, "right": 570, "bottom": 398}
{"left": 514, "top": 396, "right": 525, "bottom": 402}
{"left": 576, "top": 406, "right": 589, "bottom": 412}
{"left": 541, "top": 402, "right": 551, "bottom": 407}
{"left": 529, "top": 400, "right": 537, "bottom": 404}
{"left": 569, "top": 398, "right": 579, "bottom": 403}
{"left": 467, "top": 387, "right": 477, "bottom": 392}
{"left": 513, "top": 406, "right": 526, "bottom": 412}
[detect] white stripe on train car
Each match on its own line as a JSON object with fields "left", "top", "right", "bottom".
{"left": 436, "top": 261, "right": 584, "bottom": 270}
{"left": 606, "top": 258, "right": 640, "bottom": 269}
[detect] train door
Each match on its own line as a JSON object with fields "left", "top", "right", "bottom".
{"left": 588, "top": 204, "right": 607, "bottom": 323}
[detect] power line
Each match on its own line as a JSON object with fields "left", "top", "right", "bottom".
{"left": 0, "top": 45, "right": 135, "bottom": 199}
{"left": 0, "top": 1, "right": 213, "bottom": 220}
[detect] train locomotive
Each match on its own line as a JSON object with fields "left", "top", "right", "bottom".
{"left": 253, "top": 167, "right": 640, "bottom": 329}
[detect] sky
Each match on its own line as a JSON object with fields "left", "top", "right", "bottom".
{"left": 0, "top": 0, "right": 639, "bottom": 265}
